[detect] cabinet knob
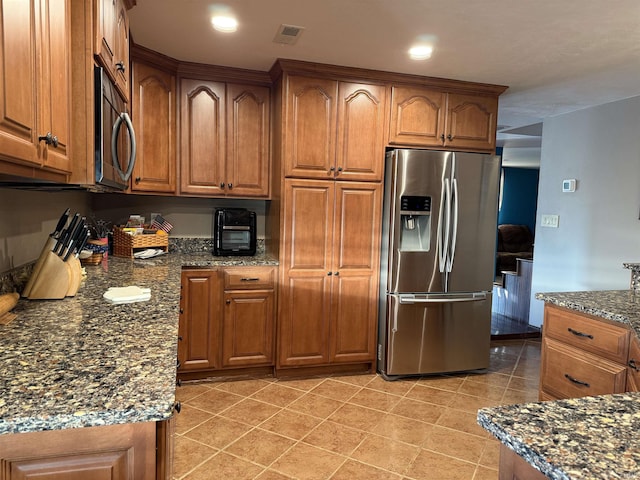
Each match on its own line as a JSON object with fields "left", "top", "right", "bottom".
{"left": 220, "top": 182, "right": 225, "bottom": 188}
{"left": 176, "top": 359, "right": 181, "bottom": 369}
{"left": 327, "top": 271, "right": 333, "bottom": 276}
{"left": 226, "top": 299, "right": 231, "bottom": 304}
{"left": 176, "top": 379, "right": 182, "bottom": 387}
{"left": 447, "top": 134, "right": 453, "bottom": 141}
{"left": 115, "top": 61, "right": 126, "bottom": 73}
{"left": 629, "top": 359, "right": 640, "bottom": 371}
{"left": 440, "top": 133, "right": 445, "bottom": 141}
{"left": 179, "top": 308, "right": 184, "bottom": 314}
{"left": 329, "top": 166, "right": 336, "bottom": 172}
{"left": 174, "top": 401, "right": 182, "bottom": 414}
{"left": 337, "top": 167, "right": 343, "bottom": 172}
{"left": 228, "top": 183, "right": 233, "bottom": 189}
{"left": 135, "top": 177, "right": 141, "bottom": 184}
{"left": 38, "top": 132, "right": 59, "bottom": 148}
{"left": 178, "top": 336, "right": 183, "bottom": 341}
{"left": 334, "top": 271, "right": 340, "bottom": 276}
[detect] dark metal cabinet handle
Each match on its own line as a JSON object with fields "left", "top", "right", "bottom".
{"left": 38, "top": 132, "right": 59, "bottom": 148}
{"left": 564, "top": 373, "right": 590, "bottom": 388}
{"left": 334, "top": 271, "right": 340, "bottom": 276}
{"left": 440, "top": 133, "right": 445, "bottom": 141}
{"left": 135, "top": 177, "right": 141, "bottom": 184}
{"left": 228, "top": 183, "right": 233, "bottom": 189}
{"left": 115, "top": 61, "right": 125, "bottom": 73}
{"left": 225, "top": 299, "right": 231, "bottom": 304}
{"left": 176, "top": 359, "right": 181, "bottom": 369}
{"left": 174, "top": 401, "right": 181, "bottom": 413}
{"left": 240, "top": 278, "right": 260, "bottom": 282}
{"left": 567, "top": 327, "right": 594, "bottom": 339}
{"left": 179, "top": 308, "right": 184, "bottom": 314}
{"left": 220, "top": 182, "right": 225, "bottom": 188}
{"left": 176, "top": 379, "right": 182, "bottom": 387}
{"left": 629, "top": 359, "right": 640, "bottom": 371}
{"left": 337, "top": 167, "right": 343, "bottom": 172}
{"left": 327, "top": 272, "right": 333, "bottom": 276}
{"left": 447, "top": 134, "right": 453, "bottom": 140}
{"left": 329, "top": 166, "right": 336, "bottom": 172}
{"left": 178, "top": 336, "right": 183, "bottom": 341}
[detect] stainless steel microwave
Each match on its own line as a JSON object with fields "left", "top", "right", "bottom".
{"left": 94, "top": 66, "right": 136, "bottom": 190}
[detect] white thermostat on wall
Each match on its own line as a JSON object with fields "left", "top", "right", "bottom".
{"left": 562, "top": 179, "right": 576, "bottom": 192}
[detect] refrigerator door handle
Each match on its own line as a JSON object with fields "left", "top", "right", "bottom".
{"left": 398, "top": 292, "right": 487, "bottom": 304}
{"left": 437, "top": 178, "right": 451, "bottom": 273}
{"left": 447, "top": 177, "right": 459, "bottom": 273}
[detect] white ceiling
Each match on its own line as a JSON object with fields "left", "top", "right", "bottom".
{"left": 128, "top": 0, "right": 640, "bottom": 149}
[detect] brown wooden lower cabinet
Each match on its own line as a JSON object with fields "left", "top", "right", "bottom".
{"left": 0, "top": 421, "right": 173, "bottom": 480}
{"left": 178, "top": 266, "right": 276, "bottom": 379}
{"left": 539, "top": 304, "right": 635, "bottom": 400}
{"left": 499, "top": 445, "right": 546, "bottom": 480}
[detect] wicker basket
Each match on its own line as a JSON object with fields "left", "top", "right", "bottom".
{"left": 80, "top": 252, "right": 104, "bottom": 265}
{"left": 113, "top": 227, "right": 169, "bottom": 258}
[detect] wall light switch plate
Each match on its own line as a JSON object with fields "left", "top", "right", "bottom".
{"left": 541, "top": 214, "right": 559, "bottom": 228}
{"left": 562, "top": 179, "right": 576, "bottom": 192}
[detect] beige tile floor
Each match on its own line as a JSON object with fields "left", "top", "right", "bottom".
{"left": 173, "top": 339, "right": 541, "bottom": 480}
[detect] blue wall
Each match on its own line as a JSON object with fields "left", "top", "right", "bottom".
{"left": 498, "top": 167, "right": 539, "bottom": 233}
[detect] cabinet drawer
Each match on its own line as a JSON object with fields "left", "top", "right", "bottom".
{"left": 544, "top": 305, "right": 630, "bottom": 364}
{"left": 541, "top": 338, "right": 627, "bottom": 400}
{"left": 224, "top": 267, "right": 275, "bottom": 290}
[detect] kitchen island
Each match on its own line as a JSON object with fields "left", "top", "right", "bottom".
{"left": 478, "top": 289, "right": 640, "bottom": 479}
{"left": 0, "top": 251, "right": 276, "bottom": 479}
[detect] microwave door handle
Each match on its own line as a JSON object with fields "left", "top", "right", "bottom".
{"left": 111, "top": 112, "right": 136, "bottom": 182}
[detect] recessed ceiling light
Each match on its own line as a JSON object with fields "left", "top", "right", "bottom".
{"left": 211, "top": 15, "right": 238, "bottom": 33}
{"left": 409, "top": 45, "right": 433, "bottom": 60}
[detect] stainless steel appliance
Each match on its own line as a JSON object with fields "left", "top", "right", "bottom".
{"left": 213, "top": 208, "right": 257, "bottom": 256}
{"left": 94, "top": 66, "right": 136, "bottom": 190}
{"left": 378, "top": 149, "right": 500, "bottom": 378}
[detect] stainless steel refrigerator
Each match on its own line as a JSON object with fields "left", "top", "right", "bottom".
{"left": 378, "top": 149, "right": 500, "bottom": 379}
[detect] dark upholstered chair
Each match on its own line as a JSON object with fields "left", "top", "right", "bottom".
{"left": 496, "top": 224, "right": 534, "bottom": 273}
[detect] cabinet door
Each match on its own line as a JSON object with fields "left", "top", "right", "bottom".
{"left": 540, "top": 337, "right": 627, "bottom": 400}
{"left": 329, "top": 182, "right": 381, "bottom": 363}
{"left": 113, "top": 0, "right": 129, "bottom": 102}
{"left": 222, "top": 289, "right": 274, "bottom": 367}
{"left": 178, "top": 270, "right": 221, "bottom": 371}
{"left": 38, "top": 0, "right": 71, "bottom": 173}
{"left": 131, "top": 61, "right": 177, "bottom": 193}
{"left": 95, "top": 0, "right": 116, "bottom": 76}
{"left": 283, "top": 75, "right": 338, "bottom": 179}
{"left": 226, "top": 83, "right": 270, "bottom": 197}
{"left": 627, "top": 336, "right": 640, "bottom": 392}
{"left": 0, "top": 0, "right": 39, "bottom": 166}
{"left": 0, "top": 422, "right": 156, "bottom": 480}
{"left": 444, "top": 93, "right": 498, "bottom": 152}
{"left": 179, "top": 79, "right": 226, "bottom": 196}
{"left": 388, "top": 85, "right": 446, "bottom": 147}
{"left": 335, "top": 82, "right": 386, "bottom": 182}
{"left": 278, "top": 179, "right": 334, "bottom": 366}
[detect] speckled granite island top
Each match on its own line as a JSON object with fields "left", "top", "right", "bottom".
{"left": 478, "top": 392, "right": 640, "bottom": 479}
{"left": 535, "top": 290, "right": 640, "bottom": 338}
{"left": 0, "top": 252, "right": 277, "bottom": 435}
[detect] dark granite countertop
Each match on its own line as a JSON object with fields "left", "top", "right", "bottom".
{"left": 535, "top": 289, "right": 640, "bottom": 338}
{"left": 478, "top": 289, "right": 640, "bottom": 479}
{"left": 478, "top": 393, "right": 640, "bottom": 479}
{"left": 0, "top": 251, "right": 277, "bottom": 435}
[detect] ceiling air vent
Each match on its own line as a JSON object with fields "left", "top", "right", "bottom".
{"left": 273, "top": 24, "right": 305, "bottom": 45}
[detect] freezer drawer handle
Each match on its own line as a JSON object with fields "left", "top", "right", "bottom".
{"left": 398, "top": 292, "right": 487, "bottom": 304}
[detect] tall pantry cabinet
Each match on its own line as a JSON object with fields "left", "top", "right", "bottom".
{"left": 270, "top": 62, "right": 386, "bottom": 373}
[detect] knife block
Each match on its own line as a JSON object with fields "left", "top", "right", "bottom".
{"left": 24, "top": 251, "right": 83, "bottom": 300}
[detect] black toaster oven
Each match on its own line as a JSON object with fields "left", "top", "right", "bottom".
{"left": 213, "top": 208, "right": 256, "bottom": 256}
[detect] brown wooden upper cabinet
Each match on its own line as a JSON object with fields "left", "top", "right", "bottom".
{"left": 95, "top": 0, "right": 130, "bottom": 102}
{"left": 0, "top": 0, "right": 71, "bottom": 178}
{"left": 179, "top": 79, "right": 270, "bottom": 198}
{"left": 283, "top": 75, "right": 386, "bottom": 182}
{"left": 131, "top": 61, "right": 177, "bottom": 193}
{"left": 389, "top": 85, "right": 499, "bottom": 153}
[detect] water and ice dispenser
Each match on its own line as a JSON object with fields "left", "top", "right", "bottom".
{"left": 399, "top": 195, "right": 431, "bottom": 252}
